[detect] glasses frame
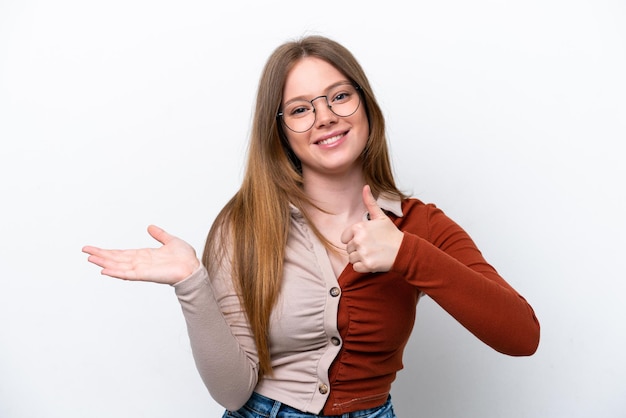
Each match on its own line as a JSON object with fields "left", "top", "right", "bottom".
{"left": 277, "top": 83, "right": 362, "bottom": 133}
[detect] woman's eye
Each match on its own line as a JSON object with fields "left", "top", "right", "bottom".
{"left": 289, "top": 104, "right": 311, "bottom": 117}
{"left": 333, "top": 92, "right": 349, "bottom": 102}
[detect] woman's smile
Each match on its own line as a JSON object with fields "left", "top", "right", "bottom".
{"left": 315, "top": 131, "right": 348, "bottom": 147}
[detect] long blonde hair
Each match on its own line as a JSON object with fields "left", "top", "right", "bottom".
{"left": 203, "top": 35, "right": 405, "bottom": 377}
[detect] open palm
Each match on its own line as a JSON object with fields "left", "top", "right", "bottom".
{"left": 82, "top": 225, "right": 200, "bottom": 285}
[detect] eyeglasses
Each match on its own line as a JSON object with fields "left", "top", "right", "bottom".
{"left": 277, "top": 82, "right": 361, "bottom": 133}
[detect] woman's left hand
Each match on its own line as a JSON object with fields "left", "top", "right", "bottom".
{"left": 341, "top": 185, "right": 404, "bottom": 273}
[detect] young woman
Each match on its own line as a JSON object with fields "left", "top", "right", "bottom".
{"left": 83, "top": 35, "right": 540, "bottom": 418}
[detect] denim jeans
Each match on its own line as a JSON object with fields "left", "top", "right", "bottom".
{"left": 222, "top": 392, "right": 397, "bottom": 418}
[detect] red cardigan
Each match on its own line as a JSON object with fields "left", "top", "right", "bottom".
{"left": 323, "top": 198, "right": 540, "bottom": 415}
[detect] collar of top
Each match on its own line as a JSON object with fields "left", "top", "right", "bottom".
{"left": 289, "top": 194, "right": 404, "bottom": 220}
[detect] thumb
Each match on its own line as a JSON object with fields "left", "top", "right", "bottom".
{"left": 362, "top": 185, "right": 386, "bottom": 220}
{"left": 147, "top": 224, "right": 175, "bottom": 245}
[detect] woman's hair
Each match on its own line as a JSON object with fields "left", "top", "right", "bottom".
{"left": 202, "top": 35, "right": 405, "bottom": 377}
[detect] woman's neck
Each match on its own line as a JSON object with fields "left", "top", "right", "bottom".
{"left": 302, "top": 168, "right": 367, "bottom": 218}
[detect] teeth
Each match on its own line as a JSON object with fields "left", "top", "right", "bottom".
{"left": 318, "top": 134, "right": 343, "bottom": 145}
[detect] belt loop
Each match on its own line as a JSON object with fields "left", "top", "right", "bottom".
{"left": 269, "top": 398, "right": 282, "bottom": 418}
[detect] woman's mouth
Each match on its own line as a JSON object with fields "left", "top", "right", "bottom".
{"left": 315, "top": 132, "right": 346, "bottom": 146}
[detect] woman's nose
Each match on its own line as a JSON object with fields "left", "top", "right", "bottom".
{"left": 312, "top": 96, "right": 337, "bottom": 127}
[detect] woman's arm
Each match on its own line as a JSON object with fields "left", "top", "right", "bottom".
{"left": 393, "top": 205, "right": 540, "bottom": 356}
{"left": 174, "top": 266, "right": 259, "bottom": 410}
{"left": 83, "top": 225, "right": 259, "bottom": 410}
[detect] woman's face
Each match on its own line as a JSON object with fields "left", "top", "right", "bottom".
{"left": 281, "top": 57, "right": 369, "bottom": 179}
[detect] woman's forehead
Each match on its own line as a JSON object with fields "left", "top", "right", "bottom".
{"left": 283, "top": 57, "right": 346, "bottom": 99}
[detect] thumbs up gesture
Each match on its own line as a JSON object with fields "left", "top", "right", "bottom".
{"left": 340, "top": 185, "right": 404, "bottom": 273}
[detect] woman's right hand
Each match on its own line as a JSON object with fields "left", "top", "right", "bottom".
{"left": 82, "top": 225, "right": 200, "bottom": 285}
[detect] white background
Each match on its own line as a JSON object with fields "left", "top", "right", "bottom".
{"left": 1, "top": 1, "right": 625, "bottom": 417}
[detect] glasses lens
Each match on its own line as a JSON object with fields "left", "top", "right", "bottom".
{"left": 281, "top": 83, "right": 360, "bottom": 133}
{"left": 282, "top": 100, "right": 315, "bottom": 133}
{"left": 328, "top": 84, "right": 360, "bottom": 117}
